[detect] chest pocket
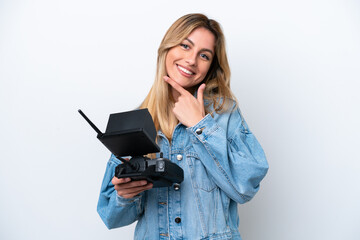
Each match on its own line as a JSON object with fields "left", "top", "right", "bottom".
{"left": 186, "top": 152, "right": 217, "bottom": 192}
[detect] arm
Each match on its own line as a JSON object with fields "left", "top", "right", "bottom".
{"left": 97, "top": 155, "right": 145, "bottom": 229}
{"left": 164, "top": 76, "right": 268, "bottom": 203}
{"left": 186, "top": 107, "right": 269, "bottom": 203}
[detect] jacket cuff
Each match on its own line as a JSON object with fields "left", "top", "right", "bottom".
{"left": 186, "top": 113, "right": 219, "bottom": 142}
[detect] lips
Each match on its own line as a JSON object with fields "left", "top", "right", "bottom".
{"left": 176, "top": 64, "right": 195, "bottom": 76}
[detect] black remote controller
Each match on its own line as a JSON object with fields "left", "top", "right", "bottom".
{"left": 78, "top": 108, "right": 184, "bottom": 188}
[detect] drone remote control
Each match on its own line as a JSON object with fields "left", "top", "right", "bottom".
{"left": 78, "top": 108, "right": 184, "bottom": 188}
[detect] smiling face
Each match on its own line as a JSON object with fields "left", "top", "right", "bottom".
{"left": 165, "top": 27, "right": 216, "bottom": 91}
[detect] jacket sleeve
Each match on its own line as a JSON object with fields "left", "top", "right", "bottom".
{"left": 97, "top": 154, "right": 144, "bottom": 229}
{"left": 186, "top": 106, "right": 269, "bottom": 204}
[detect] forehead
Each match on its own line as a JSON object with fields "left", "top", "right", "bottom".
{"left": 185, "top": 27, "right": 215, "bottom": 51}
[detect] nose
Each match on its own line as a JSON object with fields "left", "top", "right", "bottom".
{"left": 185, "top": 51, "right": 197, "bottom": 66}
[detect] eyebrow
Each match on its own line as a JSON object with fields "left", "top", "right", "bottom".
{"left": 184, "top": 38, "right": 214, "bottom": 56}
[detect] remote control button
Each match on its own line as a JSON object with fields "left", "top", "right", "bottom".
{"left": 195, "top": 128, "right": 202, "bottom": 135}
{"left": 156, "top": 160, "right": 165, "bottom": 172}
{"left": 176, "top": 154, "right": 183, "bottom": 161}
{"left": 175, "top": 217, "right": 181, "bottom": 223}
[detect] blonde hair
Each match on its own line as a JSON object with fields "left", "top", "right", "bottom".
{"left": 140, "top": 13, "right": 236, "bottom": 140}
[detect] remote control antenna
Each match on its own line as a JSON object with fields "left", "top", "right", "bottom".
{"left": 78, "top": 109, "right": 103, "bottom": 136}
{"left": 78, "top": 109, "right": 138, "bottom": 170}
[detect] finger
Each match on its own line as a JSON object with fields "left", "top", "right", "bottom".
{"left": 122, "top": 192, "right": 141, "bottom": 199}
{"left": 112, "top": 177, "right": 131, "bottom": 185}
{"left": 116, "top": 184, "right": 150, "bottom": 195}
{"left": 114, "top": 180, "right": 148, "bottom": 190}
{"left": 122, "top": 186, "right": 151, "bottom": 199}
{"left": 197, "top": 83, "right": 206, "bottom": 106}
{"left": 163, "top": 76, "right": 188, "bottom": 95}
{"left": 117, "top": 183, "right": 153, "bottom": 198}
{"left": 124, "top": 183, "right": 153, "bottom": 193}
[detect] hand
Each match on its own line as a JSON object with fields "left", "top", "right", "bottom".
{"left": 112, "top": 177, "right": 153, "bottom": 199}
{"left": 164, "top": 76, "right": 206, "bottom": 127}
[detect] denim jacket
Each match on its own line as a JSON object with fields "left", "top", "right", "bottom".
{"left": 97, "top": 103, "right": 268, "bottom": 240}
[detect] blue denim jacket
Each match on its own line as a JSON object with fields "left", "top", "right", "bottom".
{"left": 97, "top": 103, "right": 268, "bottom": 240}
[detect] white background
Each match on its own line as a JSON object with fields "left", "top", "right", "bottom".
{"left": 1, "top": 0, "right": 359, "bottom": 239}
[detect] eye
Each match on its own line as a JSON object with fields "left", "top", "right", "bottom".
{"left": 200, "top": 53, "right": 210, "bottom": 61}
{"left": 180, "top": 43, "right": 190, "bottom": 49}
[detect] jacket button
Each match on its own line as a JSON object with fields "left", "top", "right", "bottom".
{"left": 175, "top": 217, "right": 181, "bottom": 223}
{"left": 173, "top": 183, "right": 180, "bottom": 191}
{"left": 195, "top": 128, "right": 202, "bottom": 135}
{"left": 176, "top": 154, "right": 183, "bottom": 161}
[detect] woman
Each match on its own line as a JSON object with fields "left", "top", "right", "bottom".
{"left": 97, "top": 13, "right": 268, "bottom": 240}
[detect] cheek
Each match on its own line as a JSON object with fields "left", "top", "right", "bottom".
{"left": 165, "top": 51, "right": 176, "bottom": 72}
{"left": 200, "top": 63, "right": 212, "bottom": 77}
{"left": 166, "top": 48, "right": 179, "bottom": 62}
{"left": 165, "top": 57, "right": 172, "bottom": 75}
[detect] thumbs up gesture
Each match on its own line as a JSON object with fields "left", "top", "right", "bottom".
{"left": 164, "top": 76, "right": 206, "bottom": 127}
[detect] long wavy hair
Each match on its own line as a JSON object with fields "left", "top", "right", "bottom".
{"left": 140, "top": 13, "right": 235, "bottom": 140}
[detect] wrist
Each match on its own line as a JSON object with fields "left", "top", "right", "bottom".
{"left": 188, "top": 114, "right": 205, "bottom": 127}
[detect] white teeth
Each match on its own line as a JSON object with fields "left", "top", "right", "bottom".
{"left": 178, "top": 65, "right": 194, "bottom": 75}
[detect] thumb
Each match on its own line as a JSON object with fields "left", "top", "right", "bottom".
{"left": 197, "top": 83, "right": 206, "bottom": 106}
